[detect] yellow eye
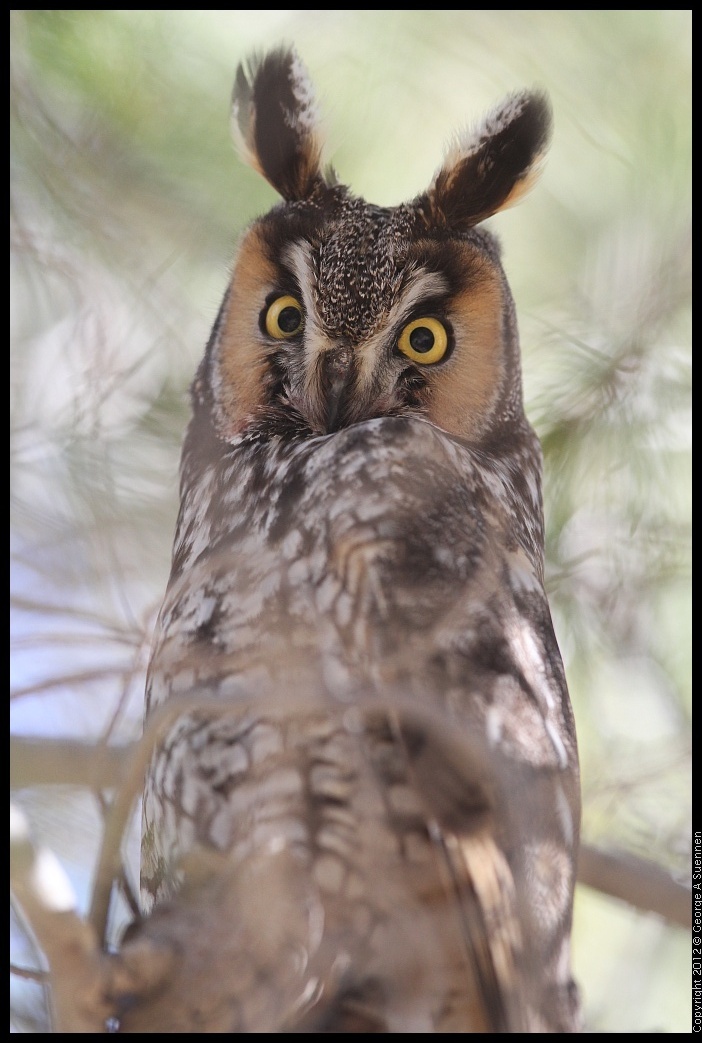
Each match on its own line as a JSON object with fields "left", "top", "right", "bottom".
{"left": 397, "top": 317, "right": 449, "bottom": 365}
{"left": 265, "top": 295, "right": 304, "bottom": 339}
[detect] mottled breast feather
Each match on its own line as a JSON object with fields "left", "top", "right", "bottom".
{"left": 138, "top": 46, "right": 581, "bottom": 1034}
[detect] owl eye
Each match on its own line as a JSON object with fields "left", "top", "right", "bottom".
{"left": 264, "top": 295, "right": 304, "bottom": 339}
{"left": 397, "top": 317, "right": 449, "bottom": 365}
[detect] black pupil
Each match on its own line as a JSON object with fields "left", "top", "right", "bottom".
{"left": 278, "top": 305, "right": 301, "bottom": 334}
{"left": 409, "top": 325, "right": 435, "bottom": 353}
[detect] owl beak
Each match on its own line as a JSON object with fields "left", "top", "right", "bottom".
{"left": 320, "top": 346, "right": 355, "bottom": 432}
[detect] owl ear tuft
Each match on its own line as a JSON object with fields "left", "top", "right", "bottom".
{"left": 419, "top": 90, "right": 552, "bottom": 231}
{"left": 231, "top": 47, "right": 326, "bottom": 202}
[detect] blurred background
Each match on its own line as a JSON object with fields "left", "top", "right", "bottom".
{"left": 10, "top": 10, "right": 691, "bottom": 1032}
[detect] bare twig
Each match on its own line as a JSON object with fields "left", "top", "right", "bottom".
{"left": 10, "top": 803, "right": 111, "bottom": 1031}
{"left": 10, "top": 737, "right": 132, "bottom": 791}
{"left": 578, "top": 842, "right": 690, "bottom": 930}
{"left": 11, "top": 667, "right": 133, "bottom": 701}
{"left": 11, "top": 732, "right": 693, "bottom": 934}
{"left": 11, "top": 802, "right": 179, "bottom": 1032}
{"left": 9, "top": 962, "right": 50, "bottom": 983}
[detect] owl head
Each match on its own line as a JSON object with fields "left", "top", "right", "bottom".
{"left": 197, "top": 47, "right": 551, "bottom": 446}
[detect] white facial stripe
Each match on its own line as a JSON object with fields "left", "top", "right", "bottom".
{"left": 356, "top": 269, "right": 449, "bottom": 385}
{"left": 283, "top": 241, "right": 333, "bottom": 389}
{"left": 386, "top": 269, "right": 449, "bottom": 334}
{"left": 286, "top": 243, "right": 448, "bottom": 345}
{"left": 284, "top": 241, "right": 324, "bottom": 339}
{"left": 283, "top": 243, "right": 450, "bottom": 393}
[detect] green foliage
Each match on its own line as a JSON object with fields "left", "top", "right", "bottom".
{"left": 10, "top": 10, "right": 691, "bottom": 1032}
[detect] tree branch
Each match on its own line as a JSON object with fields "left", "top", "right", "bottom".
{"left": 577, "top": 841, "right": 690, "bottom": 929}
{"left": 11, "top": 735, "right": 693, "bottom": 932}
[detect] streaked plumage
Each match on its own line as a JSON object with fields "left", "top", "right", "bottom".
{"left": 141, "top": 47, "right": 581, "bottom": 1032}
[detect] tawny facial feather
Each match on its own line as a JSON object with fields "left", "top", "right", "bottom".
{"left": 218, "top": 226, "right": 277, "bottom": 433}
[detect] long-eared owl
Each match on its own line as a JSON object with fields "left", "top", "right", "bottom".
{"left": 140, "top": 47, "right": 581, "bottom": 1033}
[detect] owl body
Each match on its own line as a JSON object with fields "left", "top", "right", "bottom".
{"left": 140, "top": 49, "right": 580, "bottom": 1033}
